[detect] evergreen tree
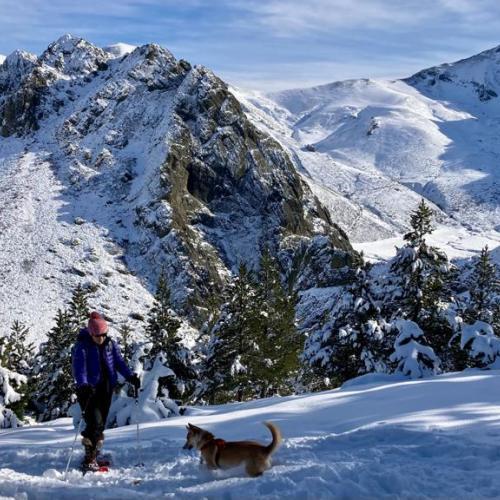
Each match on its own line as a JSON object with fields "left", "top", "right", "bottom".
{"left": 389, "top": 199, "right": 450, "bottom": 320}
{"left": 118, "top": 323, "right": 134, "bottom": 365}
{"left": 253, "top": 248, "right": 301, "bottom": 397}
{"left": 0, "top": 361, "right": 27, "bottom": 428}
{"left": 144, "top": 270, "right": 196, "bottom": 403}
{"left": 35, "top": 309, "right": 75, "bottom": 421}
{"left": 1, "top": 321, "right": 35, "bottom": 420}
{"left": 389, "top": 319, "right": 440, "bottom": 378}
{"left": 4, "top": 320, "right": 35, "bottom": 375}
{"left": 200, "top": 263, "right": 260, "bottom": 404}
{"left": 387, "top": 199, "right": 452, "bottom": 366}
{"left": 68, "top": 284, "right": 90, "bottom": 331}
{"left": 303, "top": 259, "right": 392, "bottom": 387}
{"left": 466, "top": 246, "right": 500, "bottom": 326}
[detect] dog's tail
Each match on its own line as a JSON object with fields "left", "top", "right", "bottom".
{"left": 263, "top": 421, "right": 282, "bottom": 455}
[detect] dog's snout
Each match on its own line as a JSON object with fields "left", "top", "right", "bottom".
{"left": 183, "top": 443, "right": 192, "bottom": 450}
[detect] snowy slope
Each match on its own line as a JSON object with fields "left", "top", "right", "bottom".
{"left": 0, "top": 55, "right": 5, "bottom": 65}
{"left": 237, "top": 47, "right": 500, "bottom": 245}
{"left": 2, "top": 370, "right": 500, "bottom": 498}
{"left": 103, "top": 43, "right": 137, "bottom": 58}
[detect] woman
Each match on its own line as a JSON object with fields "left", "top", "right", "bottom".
{"left": 72, "top": 311, "right": 140, "bottom": 470}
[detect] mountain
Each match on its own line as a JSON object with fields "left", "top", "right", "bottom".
{"left": 2, "top": 370, "right": 500, "bottom": 498}
{"left": 0, "top": 55, "right": 5, "bottom": 65}
{"left": 237, "top": 46, "right": 500, "bottom": 244}
{"left": 0, "top": 35, "right": 352, "bottom": 341}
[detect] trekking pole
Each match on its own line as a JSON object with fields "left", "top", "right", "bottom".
{"left": 63, "top": 403, "right": 87, "bottom": 481}
{"left": 134, "top": 388, "right": 144, "bottom": 467}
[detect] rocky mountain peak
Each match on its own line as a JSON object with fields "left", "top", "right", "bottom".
{"left": 39, "top": 33, "right": 109, "bottom": 76}
{"left": 0, "top": 35, "right": 354, "bottom": 332}
{"left": 404, "top": 45, "right": 500, "bottom": 103}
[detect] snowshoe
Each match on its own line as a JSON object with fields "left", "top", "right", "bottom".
{"left": 81, "top": 459, "right": 109, "bottom": 474}
{"left": 96, "top": 453, "right": 112, "bottom": 467}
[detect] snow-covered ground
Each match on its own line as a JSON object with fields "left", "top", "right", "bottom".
{"left": 2, "top": 370, "right": 500, "bottom": 499}
{"left": 354, "top": 224, "right": 500, "bottom": 264}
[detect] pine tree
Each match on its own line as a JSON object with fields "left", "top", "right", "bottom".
{"left": 303, "top": 258, "right": 392, "bottom": 387}
{"left": 0, "top": 362, "right": 27, "bottom": 428}
{"left": 4, "top": 320, "right": 35, "bottom": 375}
{"left": 68, "top": 284, "right": 90, "bottom": 331}
{"left": 387, "top": 199, "right": 452, "bottom": 367}
{"left": 389, "top": 319, "right": 440, "bottom": 378}
{"left": 35, "top": 309, "right": 75, "bottom": 421}
{"left": 200, "top": 263, "right": 260, "bottom": 404}
{"left": 118, "top": 323, "right": 134, "bottom": 365}
{"left": 389, "top": 199, "right": 450, "bottom": 320}
{"left": 1, "top": 321, "right": 35, "bottom": 420}
{"left": 253, "top": 248, "right": 301, "bottom": 397}
{"left": 466, "top": 246, "right": 500, "bottom": 325}
{"left": 144, "top": 270, "right": 196, "bottom": 403}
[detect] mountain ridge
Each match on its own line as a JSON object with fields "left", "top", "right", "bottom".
{"left": 0, "top": 34, "right": 353, "bottom": 341}
{"left": 236, "top": 45, "right": 500, "bottom": 244}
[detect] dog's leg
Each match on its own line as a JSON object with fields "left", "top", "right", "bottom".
{"left": 245, "top": 460, "right": 264, "bottom": 477}
{"left": 202, "top": 449, "right": 218, "bottom": 470}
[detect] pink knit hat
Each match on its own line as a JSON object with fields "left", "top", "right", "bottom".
{"left": 88, "top": 311, "right": 108, "bottom": 336}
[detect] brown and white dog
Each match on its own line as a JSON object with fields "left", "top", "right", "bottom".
{"left": 183, "top": 421, "right": 282, "bottom": 477}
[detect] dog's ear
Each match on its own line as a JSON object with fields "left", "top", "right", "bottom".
{"left": 188, "top": 423, "right": 195, "bottom": 429}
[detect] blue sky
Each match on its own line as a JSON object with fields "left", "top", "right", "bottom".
{"left": 1, "top": 0, "right": 500, "bottom": 91}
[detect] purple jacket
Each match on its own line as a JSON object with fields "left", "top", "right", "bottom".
{"left": 72, "top": 328, "right": 133, "bottom": 389}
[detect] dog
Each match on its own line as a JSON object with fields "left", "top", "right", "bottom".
{"left": 183, "top": 421, "right": 282, "bottom": 477}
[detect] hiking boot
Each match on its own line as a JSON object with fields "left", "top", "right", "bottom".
{"left": 96, "top": 433, "right": 104, "bottom": 453}
{"left": 82, "top": 437, "right": 98, "bottom": 467}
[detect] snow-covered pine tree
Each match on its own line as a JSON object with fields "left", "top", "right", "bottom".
{"left": 34, "top": 309, "right": 75, "bottom": 421}
{"left": 68, "top": 284, "right": 91, "bottom": 330}
{"left": 460, "top": 320, "right": 500, "bottom": 368}
{"left": 389, "top": 199, "right": 450, "bottom": 319}
{"left": 387, "top": 199, "right": 452, "bottom": 366}
{"left": 0, "top": 321, "right": 35, "bottom": 420}
{"left": 144, "top": 270, "right": 196, "bottom": 404}
{"left": 118, "top": 323, "right": 134, "bottom": 365}
{"left": 389, "top": 319, "right": 440, "bottom": 378}
{"left": 303, "top": 256, "right": 392, "bottom": 386}
{"left": 253, "top": 248, "right": 301, "bottom": 397}
{"left": 200, "top": 263, "right": 260, "bottom": 404}
{"left": 107, "top": 350, "right": 179, "bottom": 426}
{"left": 0, "top": 361, "right": 27, "bottom": 428}
{"left": 465, "top": 246, "right": 500, "bottom": 327}
{"left": 454, "top": 246, "right": 500, "bottom": 368}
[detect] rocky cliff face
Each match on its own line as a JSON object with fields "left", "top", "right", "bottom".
{"left": 0, "top": 35, "right": 353, "bottom": 329}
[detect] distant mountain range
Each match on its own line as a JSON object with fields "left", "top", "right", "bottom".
{"left": 237, "top": 45, "right": 500, "bottom": 242}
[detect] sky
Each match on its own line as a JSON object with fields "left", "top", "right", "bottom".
{"left": 1, "top": 0, "right": 500, "bottom": 92}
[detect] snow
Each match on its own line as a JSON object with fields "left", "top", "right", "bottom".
{"left": 2, "top": 370, "right": 500, "bottom": 498}
{"left": 354, "top": 224, "right": 500, "bottom": 264}
{"left": 234, "top": 49, "right": 500, "bottom": 248}
{"left": 0, "top": 146, "right": 154, "bottom": 344}
{"left": 103, "top": 43, "right": 137, "bottom": 58}
{"left": 0, "top": 55, "right": 5, "bottom": 65}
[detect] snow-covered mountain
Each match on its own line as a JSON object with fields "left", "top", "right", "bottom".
{"left": 237, "top": 46, "right": 500, "bottom": 244}
{"left": 0, "top": 35, "right": 352, "bottom": 341}
{"left": 2, "top": 370, "right": 500, "bottom": 498}
{"left": 0, "top": 55, "right": 5, "bottom": 65}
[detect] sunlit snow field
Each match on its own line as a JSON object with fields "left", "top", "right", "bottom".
{"left": 2, "top": 370, "right": 500, "bottom": 499}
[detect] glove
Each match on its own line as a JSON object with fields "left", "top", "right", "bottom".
{"left": 128, "top": 374, "right": 141, "bottom": 393}
{"left": 76, "top": 384, "right": 95, "bottom": 409}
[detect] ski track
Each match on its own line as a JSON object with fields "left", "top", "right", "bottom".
{"left": 2, "top": 371, "right": 500, "bottom": 499}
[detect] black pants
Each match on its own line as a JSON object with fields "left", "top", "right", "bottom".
{"left": 78, "top": 385, "right": 112, "bottom": 445}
